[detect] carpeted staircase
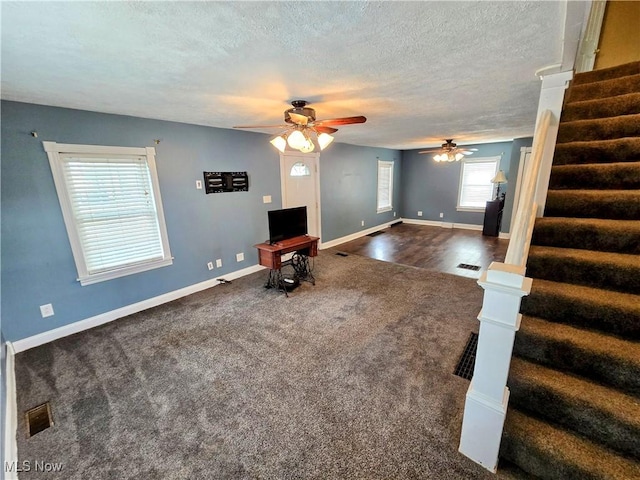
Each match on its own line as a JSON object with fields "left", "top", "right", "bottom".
{"left": 500, "top": 61, "right": 640, "bottom": 479}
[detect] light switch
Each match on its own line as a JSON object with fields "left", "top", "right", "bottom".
{"left": 263, "top": 195, "right": 272, "bottom": 204}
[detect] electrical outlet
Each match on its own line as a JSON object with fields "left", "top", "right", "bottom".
{"left": 263, "top": 195, "right": 272, "bottom": 204}
{"left": 418, "top": 211, "right": 423, "bottom": 217}
{"left": 216, "top": 259, "right": 222, "bottom": 268}
{"left": 40, "top": 303, "right": 54, "bottom": 318}
{"left": 439, "top": 212, "right": 444, "bottom": 218}
{"left": 393, "top": 212, "right": 396, "bottom": 217}
{"left": 196, "top": 180, "right": 203, "bottom": 190}
{"left": 236, "top": 253, "right": 244, "bottom": 262}
{"left": 361, "top": 220, "right": 365, "bottom": 227}
{"left": 207, "top": 261, "right": 214, "bottom": 270}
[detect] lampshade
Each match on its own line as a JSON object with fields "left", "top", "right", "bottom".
{"left": 454, "top": 153, "right": 464, "bottom": 161}
{"left": 491, "top": 170, "right": 507, "bottom": 184}
{"left": 317, "top": 133, "right": 334, "bottom": 150}
{"left": 270, "top": 135, "right": 287, "bottom": 153}
{"left": 287, "top": 130, "right": 306, "bottom": 149}
{"left": 299, "top": 138, "right": 315, "bottom": 153}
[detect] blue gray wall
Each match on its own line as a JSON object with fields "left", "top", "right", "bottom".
{"left": 319, "top": 143, "right": 401, "bottom": 240}
{"left": 1, "top": 101, "right": 400, "bottom": 341}
{"left": 400, "top": 140, "right": 531, "bottom": 230}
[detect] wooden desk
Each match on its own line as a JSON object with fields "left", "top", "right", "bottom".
{"left": 254, "top": 235, "right": 319, "bottom": 293}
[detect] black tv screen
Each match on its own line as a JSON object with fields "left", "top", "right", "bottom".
{"left": 268, "top": 206, "right": 308, "bottom": 244}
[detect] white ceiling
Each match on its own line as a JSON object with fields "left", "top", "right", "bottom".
{"left": 1, "top": 1, "right": 572, "bottom": 150}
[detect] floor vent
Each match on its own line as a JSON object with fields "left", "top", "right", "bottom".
{"left": 457, "top": 263, "right": 481, "bottom": 271}
{"left": 366, "top": 231, "right": 384, "bottom": 237}
{"left": 454, "top": 332, "right": 478, "bottom": 380}
{"left": 335, "top": 252, "right": 349, "bottom": 257}
{"left": 390, "top": 221, "right": 403, "bottom": 227}
{"left": 25, "top": 402, "right": 53, "bottom": 437}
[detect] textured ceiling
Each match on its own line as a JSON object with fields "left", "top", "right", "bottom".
{"left": 1, "top": 1, "right": 569, "bottom": 150}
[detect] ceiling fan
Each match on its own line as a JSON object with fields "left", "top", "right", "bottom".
{"left": 233, "top": 100, "right": 367, "bottom": 153}
{"left": 419, "top": 139, "right": 478, "bottom": 162}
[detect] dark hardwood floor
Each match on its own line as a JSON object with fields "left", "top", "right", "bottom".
{"left": 331, "top": 223, "right": 509, "bottom": 279}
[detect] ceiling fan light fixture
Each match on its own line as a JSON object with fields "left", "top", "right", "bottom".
{"left": 287, "top": 130, "right": 306, "bottom": 149}
{"left": 317, "top": 133, "right": 334, "bottom": 150}
{"left": 299, "top": 138, "right": 315, "bottom": 153}
{"left": 455, "top": 152, "right": 464, "bottom": 161}
{"left": 270, "top": 135, "right": 287, "bottom": 153}
{"left": 433, "top": 154, "right": 442, "bottom": 162}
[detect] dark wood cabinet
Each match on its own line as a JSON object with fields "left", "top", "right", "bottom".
{"left": 483, "top": 199, "right": 504, "bottom": 237}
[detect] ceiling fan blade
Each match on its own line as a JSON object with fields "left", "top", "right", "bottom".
{"left": 418, "top": 150, "right": 438, "bottom": 154}
{"left": 315, "top": 116, "right": 367, "bottom": 126}
{"left": 233, "top": 124, "right": 289, "bottom": 129}
{"left": 459, "top": 150, "right": 475, "bottom": 155}
{"left": 288, "top": 112, "right": 309, "bottom": 126}
{"left": 314, "top": 126, "right": 339, "bottom": 134}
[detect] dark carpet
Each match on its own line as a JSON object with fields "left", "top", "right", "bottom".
{"left": 15, "top": 252, "right": 520, "bottom": 479}
{"left": 502, "top": 61, "right": 640, "bottom": 479}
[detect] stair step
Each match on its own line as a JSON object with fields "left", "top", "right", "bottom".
{"left": 520, "top": 279, "right": 640, "bottom": 339}
{"left": 527, "top": 245, "right": 640, "bottom": 294}
{"left": 508, "top": 357, "right": 640, "bottom": 459}
{"left": 544, "top": 189, "right": 640, "bottom": 220}
{"left": 556, "top": 114, "right": 640, "bottom": 143}
{"left": 567, "top": 73, "right": 640, "bottom": 103}
{"left": 572, "top": 61, "right": 640, "bottom": 86}
{"left": 561, "top": 92, "right": 640, "bottom": 122}
{"left": 515, "top": 316, "right": 640, "bottom": 397}
{"left": 549, "top": 162, "right": 640, "bottom": 190}
{"left": 552, "top": 137, "right": 640, "bottom": 165}
{"left": 531, "top": 217, "right": 640, "bottom": 254}
{"left": 501, "top": 409, "right": 640, "bottom": 480}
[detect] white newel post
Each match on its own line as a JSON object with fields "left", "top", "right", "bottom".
{"left": 532, "top": 70, "right": 573, "bottom": 216}
{"left": 459, "top": 262, "right": 532, "bottom": 472}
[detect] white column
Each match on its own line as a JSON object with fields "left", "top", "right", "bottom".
{"left": 459, "top": 262, "right": 532, "bottom": 472}
{"left": 532, "top": 70, "right": 573, "bottom": 216}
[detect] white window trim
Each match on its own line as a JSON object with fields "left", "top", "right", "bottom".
{"left": 456, "top": 156, "right": 501, "bottom": 212}
{"left": 376, "top": 160, "right": 394, "bottom": 213}
{"left": 44, "top": 142, "right": 173, "bottom": 286}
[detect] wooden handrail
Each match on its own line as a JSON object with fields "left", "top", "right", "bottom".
{"left": 504, "top": 109, "right": 553, "bottom": 267}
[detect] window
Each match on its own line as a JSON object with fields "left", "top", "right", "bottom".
{"left": 457, "top": 156, "right": 500, "bottom": 211}
{"left": 44, "top": 142, "right": 172, "bottom": 285}
{"left": 290, "top": 162, "right": 310, "bottom": 177}
{"left": 377, "top": 160, "right": 394, "bottom": 213}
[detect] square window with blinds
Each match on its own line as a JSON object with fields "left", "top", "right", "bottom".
{"left": 44, "top": 142, "right": 173, "bottom": 285}
{"left": 457, "top": 157, "right": 500, "bottom": 210}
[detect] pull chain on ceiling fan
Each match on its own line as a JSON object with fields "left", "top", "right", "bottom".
{"left": 233, "top": 100, "right": 366, "bottom": 153}
{"left": 418, "top": 139, "right": 478, "bottom": 162}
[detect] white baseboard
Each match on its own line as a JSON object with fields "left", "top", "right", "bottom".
{"left": 319, "top": 220, "right": 398, "bottom": 249}
{"left": 499, "top": 232, "right": 511, "bottom": 239}
{"left": 11, "top": 264, "right": 265, "bottom": 353}
{"left": 402, "top": 218, "right": 442, "bottom": 227}
{"left": 402, "top": 218, "right": 484, "bottom": 231}
{"left": 4, "top": 342, "right": 18, "bottom": 480}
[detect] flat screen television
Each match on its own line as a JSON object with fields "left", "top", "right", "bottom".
{"left": 268, "top": 206, "right": 308, "bottom": 244}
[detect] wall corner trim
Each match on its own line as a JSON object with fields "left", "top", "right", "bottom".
{"left": 11, "top": 264, "right": 265, "bottom": 353}
{"left": 4, "top": 342, "right": 19, "bottom": 480}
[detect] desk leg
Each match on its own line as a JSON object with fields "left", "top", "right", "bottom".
{"left": 265, "top": 269, "right": 288, "bottom": 297}
{"left": 292, "top": 253, "right": 315, "bottom": 285}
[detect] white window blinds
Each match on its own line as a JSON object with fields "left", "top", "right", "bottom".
{"left": 61, "top": 155, "right": 165, "bottom": 274}
{"left": 458, "top": 158, "right": 500, "bottom": 210}
{"left": 45, "top": 142, "right": 172, "bottom": 285}
{"left": 377, "top": 160, "right": 394, "bottom": 213}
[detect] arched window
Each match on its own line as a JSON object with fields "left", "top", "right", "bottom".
{"left": 290, "top": 162, "right": 311, "bottom": 177}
